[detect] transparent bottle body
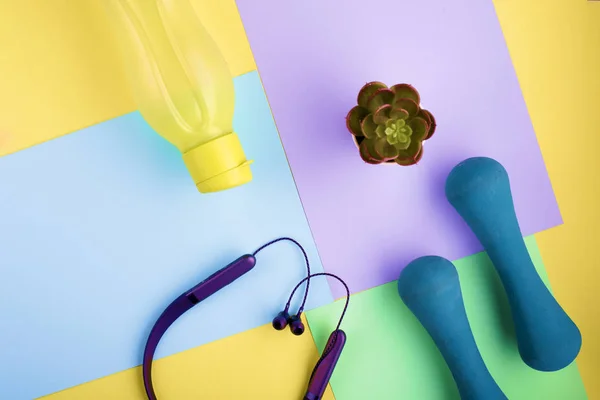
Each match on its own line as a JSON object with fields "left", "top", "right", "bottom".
{"left": 109, "top": 0, "right": 235, "bottom": 152}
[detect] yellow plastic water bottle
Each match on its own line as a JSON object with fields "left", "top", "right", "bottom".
{"left": 108, "top": 0, "right": 253, "bottom": 193}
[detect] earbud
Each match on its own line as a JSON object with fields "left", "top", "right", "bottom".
{"left": 288, "top": 314, "right": 305, "bottom": 336}
{"left": 272, "top": 310, "right": 290, "bottom": 330}
{"left": 254, "top": 239, "right": 350, "bottom": 400}
{"left": 272, "top": 310, "right": 305, "bottom": 335}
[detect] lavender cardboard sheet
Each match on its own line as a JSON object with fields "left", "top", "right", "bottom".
{"left": 236, "top": 0, "right": 561, "bottom": 298}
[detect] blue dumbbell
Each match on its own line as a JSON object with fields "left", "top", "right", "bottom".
{"left": 445, "top": 156, "right": 581, "bottom": 372}
{"left": 398, "top": 256, "right": 507, "bottom": 400}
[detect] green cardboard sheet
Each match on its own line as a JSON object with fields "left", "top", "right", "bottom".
{"left": 305, "top": 236, "right": 586, "bottom": 399}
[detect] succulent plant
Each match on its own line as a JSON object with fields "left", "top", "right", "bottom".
{"left": 346, "top": 82, "right": 436, "bottom": 166}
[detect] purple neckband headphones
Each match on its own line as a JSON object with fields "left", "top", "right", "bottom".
{"left": 142, "top": 237, "right": 350, "bottom": 400}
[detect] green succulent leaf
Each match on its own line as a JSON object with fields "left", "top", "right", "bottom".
{"left": 373, "top": 104, "right": 392, "bottom": 124}
{"left": 346, "top": 106, "right": 369, "bottom": 136}
{"left": 374, "top": 138, "right": 400, "bottom": 161}
{"left": 389, "top": 108, "right": 409, "bottom": 120}
{"left": 393, "top": 133, "right": 412, "bottom": 150}
{"left": 393, "top": 98, "right": 420, "bottom": 117}
{"left": 408, "top": 117, "right": 429, "bottom": 141}
{"left": 396, "top": 140, "right": 423, "bottom": 165}
{"left": 394, "top": 139, "right": 409, "bottom": 150}
{"left": 380, "top": 119, "right": 412, "bottom": 149}
{"left": 395, "top": 147, "right": 423, "bottom": 165}
{"left": 417, "top": 108, "right": 432, "bottom": 125}
{"left": 375, "top": 124, "right": 386, "bottom": 138}
{"left": 360, "top": 114, "right": 378, "bottom": 139}
{"left": 418, "top": 109, "right": 436, "bottom": 139}
{"left": 359, "top": 138, "right": 382, "bottom": 164}
{"left": 387, "top": 118, "right": 406, "bottom": 130}
{"left": 357, "top": 82, "right": 387, "bottom": 108}
{"left": 390, "top": 84, "right": 420, "bottom": 105}
{"left": 366, "top": 89, "right": 395, "bottom": 113}
{"left": 387, "top": 135, "right": 399, "bottom": 145}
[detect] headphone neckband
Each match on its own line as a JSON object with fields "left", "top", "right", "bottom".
{"left": 142, "top": 239, "right": 348, "bottom": 400}
{"left": 142, "top": 254, "right": 256, "bottom": 399}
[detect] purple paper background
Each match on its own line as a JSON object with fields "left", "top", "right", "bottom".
{"left": 236, "top": 0, "right": 562, "bottom": 298}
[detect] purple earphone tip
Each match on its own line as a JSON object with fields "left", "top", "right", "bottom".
{"left": 289, "top": 315, "right": 305, "bottom": 335}
{"left": 292, "top": 324, "right": 305, "bottom": 335}
{"left": 272, "top": 311, "right": 290, "bottom": 330}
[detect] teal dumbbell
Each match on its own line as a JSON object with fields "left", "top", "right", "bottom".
{"left": 398, "top": 256, "right": 507, "bottom": 400}
{"left": 445, "top": 157, "right": 581, "bottom": 371}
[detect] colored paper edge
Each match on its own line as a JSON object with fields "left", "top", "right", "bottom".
{"left": 493, "top": 0, "right": 600, "bottom": 397}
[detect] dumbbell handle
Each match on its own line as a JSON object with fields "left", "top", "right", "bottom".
{"left": 446, "top": 157, "right": 581, "bottom": 371}
{"left": 399, "top": 256, "right": 507, "bottom": 400}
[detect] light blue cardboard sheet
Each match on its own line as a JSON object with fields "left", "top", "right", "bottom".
{"left": 0, "top": 71, "right": 333, "bottom": 399}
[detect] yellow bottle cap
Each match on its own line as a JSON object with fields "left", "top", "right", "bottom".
{"left": 182, "top": 133, "right": 253, "bottom": 193}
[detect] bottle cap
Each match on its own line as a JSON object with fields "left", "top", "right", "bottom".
{"left": 182, "top": 133, "right": 253, "bottom": 193}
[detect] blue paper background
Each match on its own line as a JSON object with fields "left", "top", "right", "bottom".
{"left": 0, "top": 71, "right": 333, "bottom": 399}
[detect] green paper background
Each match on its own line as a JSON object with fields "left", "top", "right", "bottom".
{"left": 306, "top": 236, "right": 586, "bottom": 399}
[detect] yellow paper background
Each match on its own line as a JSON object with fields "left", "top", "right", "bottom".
{"left": 493, "top": 0, "right": 600, "bottom": 396}
{"left": 40, "top": 316, "right": 334, "bottom": 400}
{"left": 0, "top": 0, "right": 256, "bottom": 157}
